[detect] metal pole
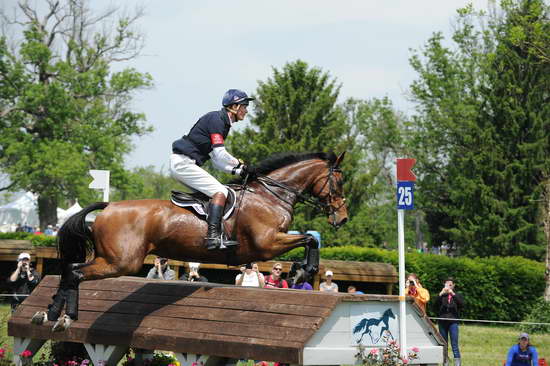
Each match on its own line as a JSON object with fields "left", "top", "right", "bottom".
{"left": 398, "top": 208, "right": 407, "bottom": 358}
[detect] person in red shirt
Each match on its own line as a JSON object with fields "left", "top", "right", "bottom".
{"left": 264, "top": 263, "right": 288, "bottom": 288}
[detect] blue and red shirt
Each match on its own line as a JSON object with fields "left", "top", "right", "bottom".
{"left": 172, "top": 109, "right": 232, "bottom": 166}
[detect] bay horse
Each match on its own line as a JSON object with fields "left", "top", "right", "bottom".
{"left": 32, "top": 151, "right": 348, "bottom": 331}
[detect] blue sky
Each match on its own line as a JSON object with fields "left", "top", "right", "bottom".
{"left": 8, "top": 0, "right": 491, "bottom": 171}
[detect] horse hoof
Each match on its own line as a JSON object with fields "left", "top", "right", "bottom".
{"left": 52, "top": 315, "right": 72, "bottom": 332}
{"left": 30, "top": 311, "right": 48, "bottom": 325}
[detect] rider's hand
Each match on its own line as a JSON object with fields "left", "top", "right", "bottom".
{"left": 240, "top": 164, "right": 257, "bottom": 179}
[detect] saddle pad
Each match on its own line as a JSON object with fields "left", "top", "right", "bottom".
{"left": 170, "top": 187, "right": 236, "bottom": 220}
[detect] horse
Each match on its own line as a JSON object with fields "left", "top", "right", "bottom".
{"left": 31, "top": 151, "right": 348, "bottom": 331}
{"left": 352, "top": 308, "right": 396, "bottom": 344}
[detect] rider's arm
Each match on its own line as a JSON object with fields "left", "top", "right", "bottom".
{"left": 210, "top": 146, "right": 243, "bottom": 175}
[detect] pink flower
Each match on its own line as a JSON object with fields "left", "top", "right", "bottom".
{"left": 403, "top": 359, "right": 409, "bottom": 364}
{"left": 168, "top": 364, "right": 176, "bottom": 366}
{"left": 369, "top": 348, "right": 379, "bottom": 355}
{"left": 0, "top": 348, "right": 5, "bottom": 359}
{"left": 21, "top": 350, "right": 33, "bottom": 358}
{"left": 412, "top": 346, "right": 420, "bottom": 352}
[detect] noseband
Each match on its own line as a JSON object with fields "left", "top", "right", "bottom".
{"left": 254, "top": 163, "right": 344, "bottom": 221}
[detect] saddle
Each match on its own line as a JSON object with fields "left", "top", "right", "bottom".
{"left": 170, "top": 187, "right": 237, "bottom": 220}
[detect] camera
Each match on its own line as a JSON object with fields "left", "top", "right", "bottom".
{"left": 160, "top": 259, "right": 168, "bottom": 265}
{"left": 409, "top": 280, "right": 415, "bottom": 287}
{"left": 245, "top": 263, "right": 253, "bottom": 270}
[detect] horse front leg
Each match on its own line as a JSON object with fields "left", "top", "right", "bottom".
{"left": 267, "top": 232, "right": 320, "bottom": 280}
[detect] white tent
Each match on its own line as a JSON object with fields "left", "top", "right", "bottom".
{"left": 0, "top": 192, "right": 39, "bottom": 227}
{"left": 0, "top": 193, "right": 93, "bottom": 230}
{"left": 57, "top": 200, "right": 96, "bottom": 225}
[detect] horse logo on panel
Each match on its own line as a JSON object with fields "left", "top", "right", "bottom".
{"left": 352, "top": 308, "right": 396, "bottom": 344}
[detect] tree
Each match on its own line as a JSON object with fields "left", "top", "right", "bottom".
{"left": 228, "top": 60, "right": 416, "bottom": 247}
{"left": 409, "top": 0, "right": 549, "bottom": 259}
{"left": 0, "top": 0, "right": 153, "bottom": 228}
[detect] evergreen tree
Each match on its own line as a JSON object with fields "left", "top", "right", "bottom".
{"left": 409, "top": 0, "right": 549, "bottom": 259}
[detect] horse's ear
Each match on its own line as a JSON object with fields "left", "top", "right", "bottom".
{"left": 334, "top": 151, "right": 346, "bottom": 168}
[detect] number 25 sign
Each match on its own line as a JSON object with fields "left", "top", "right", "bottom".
{"left": 396, "top": 159, "right": 416, "bottom": 210}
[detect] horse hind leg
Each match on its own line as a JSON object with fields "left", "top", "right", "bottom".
{"left": 37, "top": 258, "right": 125, "bottom": 332}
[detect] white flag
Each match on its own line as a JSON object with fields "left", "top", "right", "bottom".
{"left": 89, "top": 170, "right": 110, "bottom": 189}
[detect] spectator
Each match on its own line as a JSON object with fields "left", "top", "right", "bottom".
{"left": 264, "top": 263, "right": 288, "bottom": 288}
{"left": 347, "top": 285, "right": 364, "bottom": 294}
{"left": 405, "top": 273, "right": 430, "bottom": 313}
{"left": 505, "top": 332, "right": 538, "bottom": 366}
{"left": 291, "top": 273, "right": 313, "bottom": 290}
{"left": 180, "top": 262, "right": 208, "bottom": 282}
{"left": 15, "top": 223, "right": 23, "bottom": 232}
{"left": 8, "top": 252, "right": 41, "bottom": 312}
{"left": 236, "top": 263, "right": 265, "bottom": 287}
{"left": 146, "top": 257, "right": 176, "bottom": 280}
{"left": 320, "top": 270, "right": 338, "bottom": 292}
{"left": 44, "top": 225, "right": 54, "bottom": 236}
{"left": 436, "top": 277, "right": 464, "bottom": 366}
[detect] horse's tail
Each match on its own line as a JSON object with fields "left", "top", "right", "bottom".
{"left": 57, "top": 202, "right": 109, "bottom": 266}
{"left": 353, "top": 318, "right": 367, "bottom": 334}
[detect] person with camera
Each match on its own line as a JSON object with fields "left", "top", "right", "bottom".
{"left": 405, "top": 273, "right": 430, "bottom": 313}
{"left": 146, "top": 257, "right": 176, "bottom": 280}
{"left": 436, "top": 277, "right": 464, "bottom": 366}
{"left": 235, "top": 263, "right": 265, "bottom": 287}
{"left": 8, "top": 252, "right": 41, "bottom": 312}
{"left": 180, "top": 262, "right": 208, "bottom": 282}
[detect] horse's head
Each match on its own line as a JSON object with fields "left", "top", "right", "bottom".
{"left": 385, "top": 308, "right": 396, "bottom": 319}
{"left": 312, "top": 151, "right": 348, "bottom": 228}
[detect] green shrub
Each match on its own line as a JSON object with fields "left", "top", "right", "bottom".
{"left": 0, "top": 232, "right": 34, "bottom": 240}
{"left": 0, "top": 232, "right": 56, "bottom": 247}
{"left": 280, "top": 245, "right": 545, "bottom": 321}
{"left": 520, "top": 297, "right": 550, "bottom": 334}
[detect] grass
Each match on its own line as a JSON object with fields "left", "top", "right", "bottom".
{"left": 457, "top": 323, "right": 550, "bottom": 365}
{"left": 1, "top": 303, "right": 549, "bottom": 365}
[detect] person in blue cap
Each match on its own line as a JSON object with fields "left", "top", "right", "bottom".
{"left": 171, "top": 89, "right": 255, "bottom": 250}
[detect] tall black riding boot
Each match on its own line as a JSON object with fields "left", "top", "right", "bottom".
{"left": 205, "top": 202, "right": 239, "bottom": 249}
{"left": 205, "top": 202, "right": 224, "bottom": 250}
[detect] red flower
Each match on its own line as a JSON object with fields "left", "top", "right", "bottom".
{"left": 21, "top": 350, "right": 33, "bottom": 358}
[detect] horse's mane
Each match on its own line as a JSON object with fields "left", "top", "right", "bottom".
{"left": 256, "top": 151, "right": 337, "bottom": 176}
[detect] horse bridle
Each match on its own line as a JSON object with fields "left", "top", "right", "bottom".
{"left": 253, "top": 163, "right": 345, "bottom": 221}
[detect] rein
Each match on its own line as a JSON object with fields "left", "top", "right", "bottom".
{"left": 255, "top": 164, "right": 344, "bottom": 219}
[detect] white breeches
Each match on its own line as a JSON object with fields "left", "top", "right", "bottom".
{"left": 169, "top": 154, "right": 228, "bottom": 198}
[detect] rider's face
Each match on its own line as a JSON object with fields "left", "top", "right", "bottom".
{"left": 235, "top": 104, "right": 248, "bottom": 121}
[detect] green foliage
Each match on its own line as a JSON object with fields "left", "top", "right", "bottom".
{"left": 226, "top": 60, "right": 416, "bottom": 248}
{"left": 0, "top": 1, "right": 153, "bottom": 228}
{"left": 111, "top": 166, "right": 182, "bottom": 201}
{"left": 408, "top": 0, "right": 550, "bottom": 259}
{"left": 520, "top": 297, "right": 550, "bottom": 334}
{"left": 280, "top": 246, "right": 545, "bottom": 321}
{"left": 0, "top": 233, "right": 56, "bottom": 246}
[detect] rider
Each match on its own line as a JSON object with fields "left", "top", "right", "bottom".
{"left": 170, "top": 89, "right": 255, "bottom": 250}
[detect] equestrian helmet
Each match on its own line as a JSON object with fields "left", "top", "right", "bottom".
{"left": 222, "top": 89, "right": 255, "bottom": 107}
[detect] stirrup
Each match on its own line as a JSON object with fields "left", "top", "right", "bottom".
{"left": 221, "top": 236, "right": 239, "bottom": 248}
{"left": 205, "top": 236, "right": 222, "bottom": 250}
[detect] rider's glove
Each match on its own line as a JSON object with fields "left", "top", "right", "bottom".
{"left": 240, "top": 164, "right": 257, "bottom": 179}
